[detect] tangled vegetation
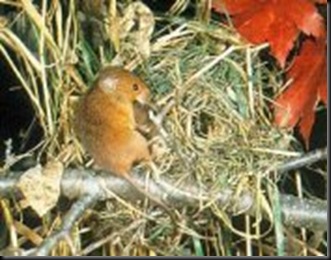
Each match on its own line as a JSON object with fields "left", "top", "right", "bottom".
{"left": 0, "top": 0, "right": 326, "bottom": 256}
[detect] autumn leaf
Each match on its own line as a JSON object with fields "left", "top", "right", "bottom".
{"left": 273, "top": 38, "right": 327, "bottom": 148}
{"left": 212, "top": 0, "right": 326, "bottom": 68}
{"left": 17, "top": 161, "right": 64, "bottom": 217}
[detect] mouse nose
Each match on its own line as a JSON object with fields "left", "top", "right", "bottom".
{"left": 136, "top": 89, "right": 150, "bottom": 104}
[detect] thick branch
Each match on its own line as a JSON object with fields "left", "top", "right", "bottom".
{"left": 0, "top": 167, "right": 327, "bottom": 231}
{"left": 0, "top": 148, "right": 327, "bottom": 256}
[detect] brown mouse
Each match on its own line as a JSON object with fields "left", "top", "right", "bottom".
{"left": 73, "top": 65, "right": 177, "bottom": 223}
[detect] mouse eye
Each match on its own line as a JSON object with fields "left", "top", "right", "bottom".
{"left": 132, "top": 83, "right": 139, "bottom": 91}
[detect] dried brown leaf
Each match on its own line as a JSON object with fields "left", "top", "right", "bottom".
{"left": 17, "top": 161, "right": 64, "bottom": 217}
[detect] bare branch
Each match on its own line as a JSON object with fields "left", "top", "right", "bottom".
{"left": 0, "top": 166, "right": 327, "bottom": 230}
{"left": 279, "top": 194, "right": 326, "bottom": 231}
{"left": 277, "top": 147, "right": 327, "bottom": 173}
{"left": 31, "top": 194, "right": 97, "bottom": 256}
{"left": 0, "top": 152, "right": 327, "bottom": 256}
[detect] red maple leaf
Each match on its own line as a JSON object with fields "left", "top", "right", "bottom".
{"left": 273, "top": 38, "right": 327, "bottom": 148}
{"left": 212, "top": 0, "right": 326, "bottom": 68}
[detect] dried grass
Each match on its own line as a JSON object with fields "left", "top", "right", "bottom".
{"left": 0, "top": 0, "right": 320, "bottom": 256}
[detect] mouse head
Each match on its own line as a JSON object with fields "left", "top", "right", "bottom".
{"left": 95, "top": 66, "right": 150, "bottom": 104}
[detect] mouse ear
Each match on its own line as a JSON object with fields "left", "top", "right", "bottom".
{"left": 99, "top": 77, "right": 118, "bottom": 92}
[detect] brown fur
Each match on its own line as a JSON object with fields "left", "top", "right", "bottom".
{"left": 74, "top": 66, "right": 177, "bottom": 223}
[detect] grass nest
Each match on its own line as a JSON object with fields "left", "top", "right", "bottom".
{"left": 72, "top": 16, "right": 297, "bottom": 256}
{"left": 0, "top": 0, "right": 304, "bottom": 256}
{"left": 130, "top": 21, "right": 296, "bottom": 200}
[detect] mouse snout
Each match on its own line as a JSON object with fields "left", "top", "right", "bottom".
{"left": 136, "top": 89, "right": 150, "bottom": 104}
